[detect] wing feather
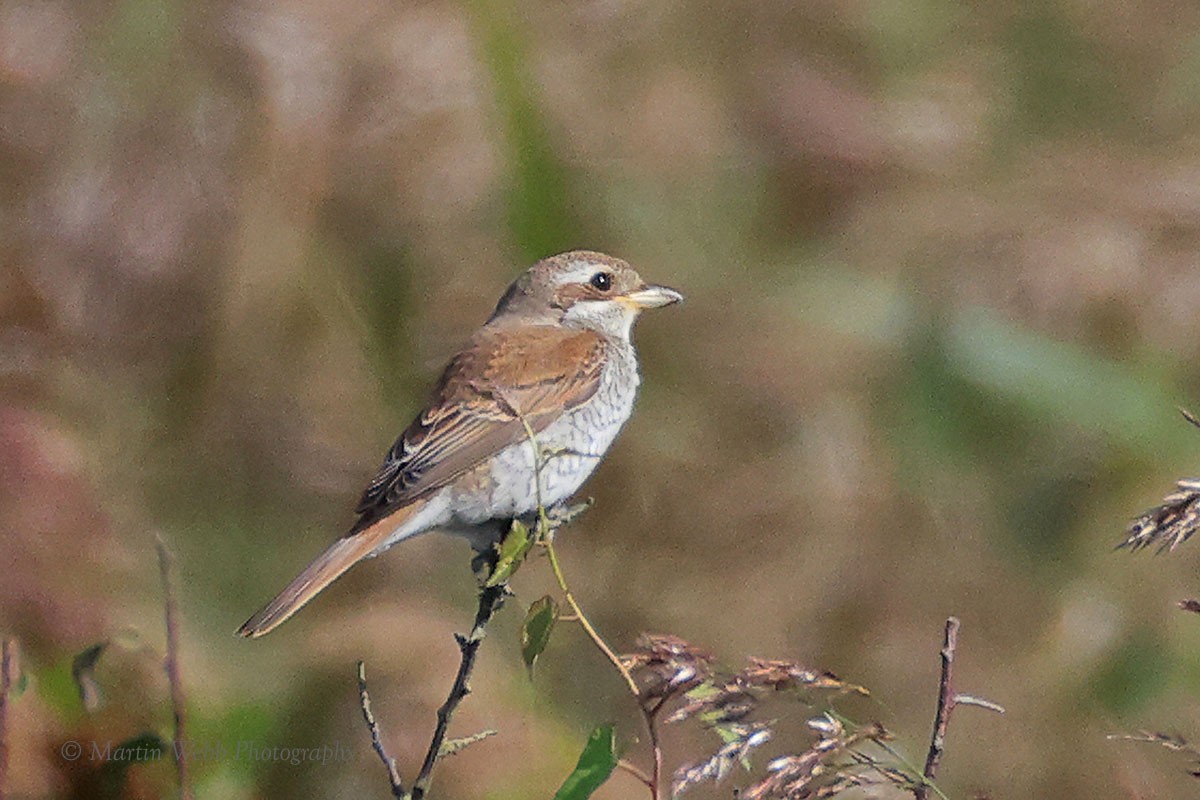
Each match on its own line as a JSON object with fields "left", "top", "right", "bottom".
{"left": 351, "top": 324, "right": 606, "bottom": 531}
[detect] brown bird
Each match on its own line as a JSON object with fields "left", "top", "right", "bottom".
{"left": 238, "top": 251, "right": 682, "bottom": 637}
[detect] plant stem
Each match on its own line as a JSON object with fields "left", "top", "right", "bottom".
{"left": 357, "top": 662, "right": 406, "bottom": 798}
{"left": 517, "top": 412, "right": 661, "bottom": 799}
{"left": 155, "top": 534, "right": 193, "bottom": 800}
{"left": 410, "top": 581, "right": 507, "bottom": 800}
{"left": 542, "top": 539, "right": 640, "bottom": 697}
{"left": 542, "top": 537, "right": 660, "bottom": 799}
{"left": 913, "top": 617, "right": 959, "bottom": 800}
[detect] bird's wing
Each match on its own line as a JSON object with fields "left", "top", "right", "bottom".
{"left": 351, "top": 324, "right": 608, "bottom": 531}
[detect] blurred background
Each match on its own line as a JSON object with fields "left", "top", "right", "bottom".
{"left": 6, "top": 0, "right": 1200, "bottom": 797}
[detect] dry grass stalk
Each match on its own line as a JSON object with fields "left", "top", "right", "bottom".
{"left": 155, "top": 534, "right": 192, "bottom": 800}
{"left": 1121, "top": 410, "right": 1200, "bottom": 552}
{"left": 621, "top": 634, "right": 887, "bottom": 799}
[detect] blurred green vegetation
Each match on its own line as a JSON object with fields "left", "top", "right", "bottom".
{"left": 6, "top": 1, "right": 1200, "bottom": 798}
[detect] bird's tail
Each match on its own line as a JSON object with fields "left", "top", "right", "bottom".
{"left": 237, "top": 505, "right": 421, "bottom": 638}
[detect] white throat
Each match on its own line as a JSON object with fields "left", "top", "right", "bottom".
{"left": 562, "top": 299, "right": 639, "bottom": 341}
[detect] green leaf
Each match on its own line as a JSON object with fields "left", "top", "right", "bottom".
{"left": 520, "top": 595, "right": 559, "bottom": 676}
{"left": 486, "top": 519, "right": 533, "bottom": 587}
{"left": 553, "top": 724, "right": 618, "bottom": 800}
{"left": 465, "top": 0, "right": 581, "bottom": 262}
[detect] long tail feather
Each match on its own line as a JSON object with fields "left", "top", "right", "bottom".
{"left": 237, "top": 507, "right": 418, "bottom": 638}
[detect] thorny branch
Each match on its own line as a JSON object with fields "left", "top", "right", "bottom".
{"left": 155, "top": 534, "right": 193, "bottom": 800}
{"left": 913, "top": 617, "right": 1004, "bottom": 800}
{"left": 358, "top": 562, "right": 508, "bottom": 800}
{"left": 914, "top": 617, "right": 959, "bottom": 800}
{"left": 410, "top": 579, "right": 507, "bottom": 800}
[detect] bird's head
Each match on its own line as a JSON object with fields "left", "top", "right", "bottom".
{"left": 491, "top": 250, "right": 683, "bottom": 339}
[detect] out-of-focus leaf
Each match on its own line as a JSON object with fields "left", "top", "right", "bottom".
{"left": 1003, "top": 9, "right": 1124, "bottom": 137}
{"left": 520, "top": 595, "right": 558, "bottom": 676}
{"left": 98, "top": 732, "right": 168, "bottom": 800}
{"left": 487, "top": 519, "right": 533, "bottom": 587}
{"left": 553, "top": 724, "right": 618, "bottom": 800}
{"left": 71, "top": 642, "right": 108, "bottom": 712}
{"left": 465, "top": 0, "right": 580, "bottom": 262}
{"left": 37, "top": 661, "right": 84, "bottom": 722}
{"left": 102, "top": 0, "right": 182, "bottom": 87}
{"left": 187, "top": 702, "right": 278, "bottom": 778}
{"left": 1090, "top": 630, "right": 1168, "bottom": 715}
{"left": 944, "top": 307, "right": 1181, "bottom": 452}
{"left": 802, "top": 271, "right": 1186, "bottom": 455}
{"left": 359, "top": 241, "right": 421, "bottom": 412}
{"left": 2, "top": 642, "right": 25, "bottom": 700}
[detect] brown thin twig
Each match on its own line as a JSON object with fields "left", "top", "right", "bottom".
{"left": 914, "top": 617, "right": 959, "bottom": 800}
{"left": 913, "top": 617, "right": 1004, "bottom": 800}
{"left": 648, "top": 713, "right": 664, "bottom": 799}
{"left": 410, "top": 579, "right": 507, "bottom": 800}
{"left": 155, "top": 534, "right": 192, "bottom": 800}
{"left": 357, "top": 662, "right": 405, "bottom": 798}
{"left": 0, "top": 638, "right": 16, "bottom": 800}
{"left": 617, "top": 758, "right": 654, "bottom": 789}
{"left": 357, "top": 572, "right": 508, "bottom": 800}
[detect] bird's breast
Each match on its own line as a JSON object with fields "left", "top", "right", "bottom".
{"left": 453, "top": 344, "right": 641, "bottom": 522}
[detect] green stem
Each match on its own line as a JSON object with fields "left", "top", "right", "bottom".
{"left": 515, "top": 412, "right": 658, "bottom": 799}
{"left": 541, "top": 537, "right": 640, "bottom": 698}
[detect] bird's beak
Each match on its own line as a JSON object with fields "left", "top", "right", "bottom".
{"left": 621, "top": 284, "right": 684, "bottom": 310}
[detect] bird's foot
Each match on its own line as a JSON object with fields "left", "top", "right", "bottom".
{"left": 544, "top": 498, "right": 593, "bottom": 531}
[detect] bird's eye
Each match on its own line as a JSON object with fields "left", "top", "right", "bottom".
{"left": 590, "top": 272, "right": 613, "bottom": 291}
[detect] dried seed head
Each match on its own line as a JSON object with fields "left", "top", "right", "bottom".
{"left": 621, "top": 633, "right": 713, "bottom": 709}
{"left": 1123, "top": 480, "right": 1200, "bottom": 552}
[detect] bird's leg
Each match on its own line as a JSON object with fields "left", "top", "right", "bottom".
{"left": 545, "top": 499, "right": 594, "bottom": 532}
{"left": 470, "top": 522, "right": 508, "bottom": 583}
